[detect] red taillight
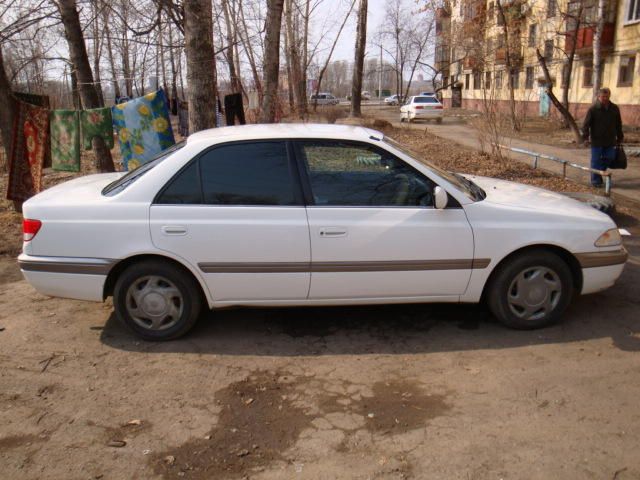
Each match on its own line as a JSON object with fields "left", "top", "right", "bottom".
{"left": 415, "top": 106, "right": 424, "bottom": 110}
{"left": 435, "top": 105, "right": 443, "bottom": 109}
{"left": 23, "top": 219, "right": 42, "bottom": 242}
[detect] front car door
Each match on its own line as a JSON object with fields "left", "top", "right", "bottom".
{"left": 150, "top": 141, "right": 310, "bottom": 303}
{"left": 294, "top": 140, "right": 474, "bottom": 300}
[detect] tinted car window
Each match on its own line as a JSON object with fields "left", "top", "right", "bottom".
{"left": 200, "top": 142, "right": 298, "bottom": 205}
{"left": 156, "top": 161, "right": 202, "bottom": 204}
{"left": 414, "top": 97, "right": 439, "bottom": 103}
{"left": 297, "top": 141, "right": 435, "bottom": 207}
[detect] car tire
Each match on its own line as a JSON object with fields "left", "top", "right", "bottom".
{"left": 113, "top": 260, "right": 203, "bottom": 341}
{"left": 487, "top": 250, "right": 573, "bottom": 330}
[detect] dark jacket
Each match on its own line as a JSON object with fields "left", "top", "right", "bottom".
{"left": 582, "top": 101, "right": 624, "bottom": 147}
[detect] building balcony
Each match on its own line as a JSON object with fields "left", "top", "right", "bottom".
{"left": 565, "top": 23, "right": 615, "bottom": 54}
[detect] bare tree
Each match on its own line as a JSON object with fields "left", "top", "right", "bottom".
{"left": 260, "top": 0, "right": 285, "bottom": 123}
{"left": 58, "top": 0, "right": 115, "bottom": 172}
{"left": 495, "top": 0, "right": 521, "bottom": 132}
{"left": 350, "top": 0, "right": 367, "bottom": 117}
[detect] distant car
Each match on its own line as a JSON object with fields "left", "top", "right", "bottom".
{"left": 384, "top": 94, "right": 403, "bottom": 106}
{"left": 400, "top": 95, "right": 444, "bottom": 123}
{"left": 18, "top": 124, "right": 627, "bottom": 340}
{"left": 309, "top": 93, "right": 339, "bottom": 106}
{"left": 362, "top": 91, "right": 371, "bottom": 100}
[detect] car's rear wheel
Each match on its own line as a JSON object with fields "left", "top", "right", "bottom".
{"left": 487, "top": 250, "right": 573, "bottom": 329}
{"left": 113, "top": 260, "right": 202, "bottom": 341}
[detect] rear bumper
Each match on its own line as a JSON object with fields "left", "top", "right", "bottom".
{"left": 410, "top": 110, "right": 443, "bottom": 118}
{"left": 18, "top": 254, "right": 113, "bottom": 301}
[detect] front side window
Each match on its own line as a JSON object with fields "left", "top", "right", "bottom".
{"left": 297, "top": 141, "right": 436, "bottom": 207}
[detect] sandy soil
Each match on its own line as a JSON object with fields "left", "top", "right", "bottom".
{"left": 1, "top": 125, "right": 640, "bottom": 479}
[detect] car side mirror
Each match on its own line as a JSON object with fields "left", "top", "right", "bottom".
{"left": 434, "top": 186, "right": 448, "bottom": 209}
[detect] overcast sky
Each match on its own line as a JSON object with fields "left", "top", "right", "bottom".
{"left": 329, "top": 0, "right": 387, "bottom": 62}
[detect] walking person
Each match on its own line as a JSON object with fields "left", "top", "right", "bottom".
{"left": 582, "top": 87, "right": 624, "bottom": 187}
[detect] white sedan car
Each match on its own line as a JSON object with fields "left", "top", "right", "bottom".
{"left": 400, "top": 95, "right": 444, "bottom": 123}
{"left": 384, "top": 94, "right": 403, "bottom": 106}
{"left": 19, "top": 124, "right": 626, "bottom": 340}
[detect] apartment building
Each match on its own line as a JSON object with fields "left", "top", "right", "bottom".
{"left": 438, "top": 0, "right": 640, "bottom": 126}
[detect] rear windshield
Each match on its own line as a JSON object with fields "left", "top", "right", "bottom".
{"left": 102, "top": 141, "right": 185, "bottom": 196}
{"left": 414, "top": 97, "right": 439, "bottom": 103}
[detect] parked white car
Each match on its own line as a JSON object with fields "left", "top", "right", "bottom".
{"left": 309, "top": 92, "right": 339, "bottom": 105}
{"left": 384, "top": 94, "right": 403, "bottom": 106}
{"left": 362, "top": 91, "right": 372, "bottom": 100}
{"left": 401, "top": 95, "right": 444, "bottom": 123}
{"left": 19, "top": 124, "right": 627, "bottom": 340}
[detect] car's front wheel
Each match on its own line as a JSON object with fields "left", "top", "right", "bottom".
{"left": 113, "top": 260, "right": 203, "bottom": 341}
{"left": 487, "top": 250, "right": 574, "bottom": 329}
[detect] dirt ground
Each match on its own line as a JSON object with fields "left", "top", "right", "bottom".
{"left": 2, "top": 125, "right": 640, "bottom": 479}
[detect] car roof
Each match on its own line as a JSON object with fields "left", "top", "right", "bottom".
{"left": 187, "top": 123, "right": 383, "bottom": 145}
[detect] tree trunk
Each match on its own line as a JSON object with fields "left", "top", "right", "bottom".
{"left": 260, "top": 0, "right": 285, "bottom": 123}
{"left": 0, "top": 48, "right": 15, "bottom": 173}
{"left": 560, "top": 0, "right": 583, "bottom": 128}
{"left": 102, "top": 3, "right": 121, "bottom": 100}
{"left": 184, "top": 0, "right": 218, "bottom": 133}
{"left": 592, "top": 0, "right": 606, "bottom": 99}
{"left": 285, "top": 0, "right": 305, "bottom": 117}
{"left": 168, "top": 19, "right": 179, "bottom": 106}
{"left": 222, "top": 0, "right": 243, "bottom": 94}
{"left": 58, "top": 0, "right": 115, "bottom": 172}
{"left": 283, "top": 14, "right": 295, "bottom": 111}
{"left": 496, "top": 0, "right": 520, "bottom": 131}
{"left": 91, "top": 0, "right": 105, "bottom": 105}
{"left": 238, "top": 0, "right": 262, "bottom": 99}
{"left": 301, "top": 0, "right": 310, "bottom": 113}
{"left": 350, "top": 0, "right": 367, "bottom": 117}
{"left": 536, "top": 49, "right": 583, "bottom": 145}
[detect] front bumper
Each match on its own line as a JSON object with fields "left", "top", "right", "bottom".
{"left": 18, "top": 254, "right": 114, "bottom": 301}
{"left": 577, "top": 248, "right": 627, "bottom": 294}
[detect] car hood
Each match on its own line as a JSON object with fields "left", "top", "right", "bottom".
{"left": 466, "top": 175, "right": 610, "bottom": 221}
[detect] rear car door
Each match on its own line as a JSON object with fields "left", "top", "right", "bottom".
{"left": 150, "top": 141, "right": 311, "bottom": 303}
{"left": 294, "top": 140, "right": 474, "bottom": 300}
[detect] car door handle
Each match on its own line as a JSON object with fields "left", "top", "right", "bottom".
{"left": 161, "top": 226, "right": 188, "bottom": 236}
{"left": 319, "top": 227, "right": 347, "bottom": 238}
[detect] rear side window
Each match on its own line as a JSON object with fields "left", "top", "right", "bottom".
{"left": 200, "top": 142, "right": 299, "bottom": 205}
{"left": 156, "top": 162, "right": 201, "bottom": 204}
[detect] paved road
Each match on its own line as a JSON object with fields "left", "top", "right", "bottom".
{"left": 369, "top": 106, "right": 640, "bottom": 207}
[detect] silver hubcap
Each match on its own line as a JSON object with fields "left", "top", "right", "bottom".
{"left": 507, "top": 266, "right": 562, "bottom": 321}
{"left": 125, "top": 275, "right": 183, "bottom": 331}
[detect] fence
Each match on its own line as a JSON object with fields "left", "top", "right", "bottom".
{"left": 497, "top": 144, "right": 612, "bottom": 194}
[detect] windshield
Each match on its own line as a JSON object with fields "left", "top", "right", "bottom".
{"left": 102, "top": 141, "right": 186, "bottom": 196}
{"left": 382, "top": 136, "right": 485, "bottom": 202}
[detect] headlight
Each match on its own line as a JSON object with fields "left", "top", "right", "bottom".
{"left": 594, "top": 228, "right": 622, "bottom": 247}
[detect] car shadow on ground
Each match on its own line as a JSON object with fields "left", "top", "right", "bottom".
{"left": 99, "top": 261, "right": 640, "bottom": 356}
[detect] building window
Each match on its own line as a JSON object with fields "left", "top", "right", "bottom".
{"left": 485, "top": 71, "right": 491, "bottom": 89}
{"left": 465, "top": 73, "right": 470, "bottom": 89}
{"left": 525, "top": 67, "right": 535, "bottom": 89}
{"left": 496, "top": 70, "right": 503, "bottom": 89}
{"left": 626, "top": 0, "right": 640, "bottom": 22}
{"left": 510, "top": 69, "right": 520, "bottom": 89}
{"left": 547, "top": 0, "right": 557, "bottom": 17}
{"left": 544, "top": 40, "right": 554, "bottom": 62}
{"left": 583, "top": 60, "right": 604, "bottom": 87}
{"left": 473, "top": 71, "right": 481, "bottom": 89}
{"left": 450, "top": 75, "right": 455, "bottom": 87}
{"left": 528, "top": 24, "right": 537, "bottom": 47}
{"left": 618, "top": 55, "right": 636, "bottom": 86}
{"left": 561, "top": 63, "right": 570, "bottom": 88}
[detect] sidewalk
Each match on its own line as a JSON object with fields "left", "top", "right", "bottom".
{"left": 399, "top": 119, "right": 640, "bottom": 208}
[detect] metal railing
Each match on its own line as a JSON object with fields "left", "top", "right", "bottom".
{"left": 497, "top": 144, "right": 611, "bottom": 194}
